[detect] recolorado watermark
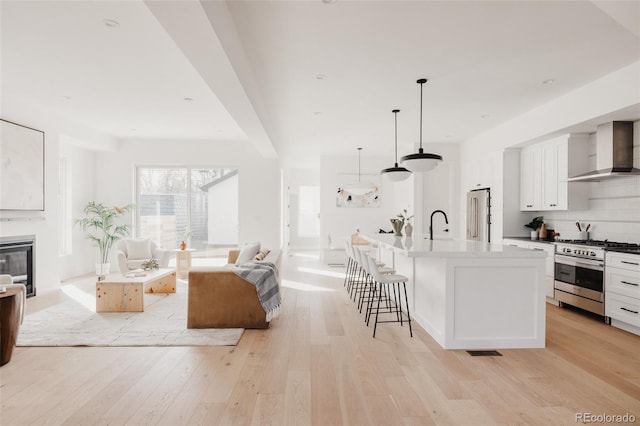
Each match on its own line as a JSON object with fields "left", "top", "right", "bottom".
{"left": 575, "top": 412, "right": 636, "bottom": 423}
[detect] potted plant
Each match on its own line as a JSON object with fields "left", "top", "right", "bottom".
{"left": 524, "top": 216, "right": 544, "bottom": 240}
{"left": 75, "top": 201, "right": 134, "bottom": 277}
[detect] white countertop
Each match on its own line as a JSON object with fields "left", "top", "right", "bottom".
{"left": 363, "top": 233, "right": 547, "bottom": 258}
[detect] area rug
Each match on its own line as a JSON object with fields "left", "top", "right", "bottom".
{"left": 17, "top": 279, "right": 243, "bottom": 347}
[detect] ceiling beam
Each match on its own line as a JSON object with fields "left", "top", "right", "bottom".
{"left": 144, "top": 0, "right": 278, "bottom": 159}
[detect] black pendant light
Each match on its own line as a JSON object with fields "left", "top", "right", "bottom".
{"left": 400, "top": 78, "right": 443, "bottom": 172}
{"left": 381, "top": 109, "right": 412, "bottom": 181}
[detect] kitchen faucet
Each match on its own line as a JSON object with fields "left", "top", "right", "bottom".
{"left": 429, "top": 210, "right": 449, "bottom": 240}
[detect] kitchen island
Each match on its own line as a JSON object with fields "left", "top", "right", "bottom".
{"left": 363, "top": 234, "right": 547, "bottom": 349}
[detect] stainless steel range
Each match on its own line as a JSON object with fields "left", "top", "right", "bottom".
{"left": 554, "top": 240, "right": 640, "bottom": 318}
{"left": 555, "top": 241, "right": 605, "bottom": 316}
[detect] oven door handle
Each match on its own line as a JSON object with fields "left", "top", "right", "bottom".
{"left": 554, "top": 256, "right": 604, "bottom": 271}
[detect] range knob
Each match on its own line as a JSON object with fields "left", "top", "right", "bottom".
{"left": 590, "top": 251, "right": 596, "bottom": 257}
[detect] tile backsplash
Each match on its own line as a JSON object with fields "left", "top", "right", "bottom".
{"left": 543, "top": 176, "right": 640, "bottom": 243}
{"left": 543, "top": 122, "right": 640, "bottom": 243}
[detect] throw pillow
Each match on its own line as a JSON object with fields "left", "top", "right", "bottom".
{"left": 254, "top": 249, "right": 271, "bottom": 261}
{"left": 235, "top": 242, "right": 261, "bottom": 265}
{"left": 126, "top": 238, "right": 152, "bottom": 260}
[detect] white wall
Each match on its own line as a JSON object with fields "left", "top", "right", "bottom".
{"left": 207, "top": 172, "right": 239, "bottom": 245}
{"left": 0, "top": 96, "right": 116, "bottom": 292}
{"left": 320, "top": 154, "right": 405, "bottom": 241}
{"left": 58, "top": 142, "right": 97, "bottom": 280}
{"left": 319, "top": 144, "right": 459, "bottom": 243}
{"left": 414, "top": 143, "right": 460, "bottom": 240}
{"left": 94, "top": 139, "right": 281, "bottom": 256}
{"left": 459, "top": 61, "right": 640, "bottom": 242}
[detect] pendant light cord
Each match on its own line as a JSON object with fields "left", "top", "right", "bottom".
{"left": 419, "top": 80, "right": 423, "bottom": 150}
{"left": 393, "top": 109, "right": 399, "bottom": 165}
{"left": 357, "top": 147, "right": 362, "bottom": 182}
{"left": 417, "top": 78, "right": 427, "bottom": 152}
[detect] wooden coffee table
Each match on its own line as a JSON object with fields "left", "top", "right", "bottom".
{"left": 96, "top": 268, "right": 177, "bottom": 313}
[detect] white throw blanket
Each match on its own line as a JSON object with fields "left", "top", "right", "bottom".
{"left": 232, "top": 261, "right": 281, "bottom": 321}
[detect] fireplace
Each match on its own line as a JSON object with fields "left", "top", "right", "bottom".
{"left": 0, "top": 235, "right": 35, "bottom": 297}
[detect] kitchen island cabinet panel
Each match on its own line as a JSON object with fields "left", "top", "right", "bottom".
{"left": 503, "top": 238, "right": 556, "bottom": 301}
{"left": 366, "top": 234, "right": 546, "bottom": 350}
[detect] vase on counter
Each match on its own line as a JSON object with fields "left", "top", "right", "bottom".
{"left": 538, "top": 223, "right": 547, "bottom": 240}
{"left": 390, "top": 218, "right": 404, "bottom": 237}
{"left": 180, "top": 240, "right": 187, "bottom": 250}
{"left": 404, "top": 222, "right": 413, "bottom": 237}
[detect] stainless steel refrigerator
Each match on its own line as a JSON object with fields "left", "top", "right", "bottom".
{"left": 466, "top": 188, "right": 491, "bottom": 242}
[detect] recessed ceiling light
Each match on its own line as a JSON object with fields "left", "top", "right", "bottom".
{"left": 444, "top": 134, "right": 453, "bottom": 139}
{"left": 314, "top": 111, "right": 322, "bottom": 116}
{"left": 183, "top": 97, "right": 194, "bottom": 102}
{"left": 481, "top": 114, "right": 490, "bottom": 119}
{"left": 542, "top": 79, "right": 555, "bottom": 85}
{"left": 316, "top": 74, "right": 327, "bottom": 80}
{"left": 62, "top": 95, "right": 72, "bottom": 100}
{"left": 103, "top": 19, "right": 120, "bottom": 28}
{"left": 131, "top": 128, "right": 137, "bottom": 132}
{"left": 322, "top": 0, "right": 337, "bottom": 4}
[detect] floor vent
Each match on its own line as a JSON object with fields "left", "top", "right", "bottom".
{"left": 467, "top": 350, "right": 502, "bottom": 357}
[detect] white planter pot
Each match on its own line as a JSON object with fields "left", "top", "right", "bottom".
{"left": 530, "top": 230, "right": 538, "bottom": 240}
{"left": 95, "top": 262, "right": 111, "bottom": 277}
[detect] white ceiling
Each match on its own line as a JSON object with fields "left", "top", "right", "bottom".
{"left": 2, "top": 1, "right": 639, "bottom": 167}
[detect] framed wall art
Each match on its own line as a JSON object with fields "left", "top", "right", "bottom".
{"left": 0, "top": 119, "right": 45, "bottom": 211}
{"left": 336, "top": 173, "right": 380, "bottom": 208}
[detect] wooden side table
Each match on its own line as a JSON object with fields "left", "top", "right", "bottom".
{"left": 174, "top": 249, "right": 196, "bottom": 279}
{"left": 1, "top": 285, "right": 25, "bottom": 366}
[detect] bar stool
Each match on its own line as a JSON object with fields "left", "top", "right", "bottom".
{"left": 358, "top": 250, "right": 395, "bottom": 316}
{"left": 365, "top": 254, "right": 413, "bottom": 338}
{"left": 352, "top": 246, "right": 394, "bottom": 305}
{"left": 345, "top": 241, "right": 367, "bottom": 297}
{"left": 343, "top": 240, "right": 357, "bottom": 290}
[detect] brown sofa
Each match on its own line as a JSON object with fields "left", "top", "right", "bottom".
{"left": 187, "top": 248, "right": 281, "bottom": 329}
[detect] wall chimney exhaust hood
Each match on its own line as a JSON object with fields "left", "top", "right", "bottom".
{"left": 567, "top": 121, "right": 639, "bottom": 182}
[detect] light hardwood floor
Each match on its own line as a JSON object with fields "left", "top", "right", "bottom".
{"left": 2, "top": 252, "right": 640, "bottom": 425}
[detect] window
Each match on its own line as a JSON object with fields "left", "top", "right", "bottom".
{"left": 135, "top": 167, "right": 238, "bottom": 251}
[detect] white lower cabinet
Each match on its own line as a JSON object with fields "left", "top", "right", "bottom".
{"left": 605, "top": 252, "right": 640, "bottom": 335}
{"left": 503, "top": 239, "right": 555, "bottom": 300}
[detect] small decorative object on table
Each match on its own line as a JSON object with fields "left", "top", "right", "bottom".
{"left": 398, "top": 209, "right": 414, "bottom": 237}
{"left": 141, "top": 257, "right": 159, "bottom": 271}
{"left": 524, "top": 216, "right": 544, "bottom": 240}
{"left": 390, "top": 219, "right": 404, "bottom": 237}
{"left": 180, "top": 229, "right": 192, "bottom": 250}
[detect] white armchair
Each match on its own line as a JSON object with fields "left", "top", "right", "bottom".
{"left": 114, "top": 238, "right": 170, "bottom": 272}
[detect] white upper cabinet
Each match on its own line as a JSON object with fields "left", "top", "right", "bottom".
{"left": 520, "top": 145, "right": 542, "bottom": 210}
{"left": 520, "top": 134, "right": 589, "bottom": 211}
{"left": 468, "top": 154, "right": 497, "bottom": 190}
